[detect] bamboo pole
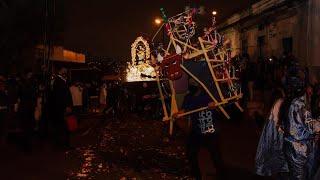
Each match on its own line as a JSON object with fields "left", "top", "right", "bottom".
{"left": 166, "top": 38, "right": 172, "bottom": 54}
{"left": 216, "top": 78, "right": 239, "bottom": 82}
{"left": 177, "top": 107, "right": 208, "bottom": 118}
{"left": 168, "top": 80, "right": 178, "bottom": 135}
{"left": 199, "top": 37, "right": 225, "bottom": 102}
{"left": 185, "top": 50, "right": 207, "bottom": 60}
{"left": 208, "top": 59, "right": 225, "bottom": 63}
{"left": 221, "top": 58, "right": 244, "bottom": 112}
{"left": 170, "top": 35, "right": 178, "bottom": 49}
{"left": 171, "top": 37, "right": 201, "bottom": 52}
{"left": 212, "top": 63, "right": 224, "bottom": 68}
{"left": 235, "top": 102, "right": 244, "bottom": 112}
{"left": 176, "top": 101, "right": 226, "bottom": 118}
{"left": 223, "top": 94, "right": 242, "bottom": 102}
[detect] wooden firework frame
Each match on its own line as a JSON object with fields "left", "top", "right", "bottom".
{"left": 154, "top": 9, "right": 244, "bottom": 135}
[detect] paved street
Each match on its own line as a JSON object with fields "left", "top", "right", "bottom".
{"left": 0, "top": 111, "right": 274, "bottom": 180}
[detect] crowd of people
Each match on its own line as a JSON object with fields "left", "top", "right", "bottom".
{"left": 0, "top": 69, "right": 45, "bottom": 151}
{"left": 250, "top": 54, "right": 320, "bottom": 179}
{"left": 1, "top": 53, "right": 319, "bottom": 179}
{"left": 238, "top": 53, "right": 319, "bottom": 128}
{"left": 239, "top": 53, "right": 297, "bottom": 105}
{"left": 0, "top": 66, "right": 130, "bottom": 151}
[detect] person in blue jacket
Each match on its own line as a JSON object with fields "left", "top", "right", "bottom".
{"left": 255, "top": 88, "right": 289, "bottom": 178}
{"left": 279, "top": 66, "right": 320, "bottom": 180}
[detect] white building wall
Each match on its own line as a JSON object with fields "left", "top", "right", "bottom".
{"left": 307, "top": 0, "right": 320, "bottom": 67}
{"left": 222, "top": 28, "right": 241, "bottom": 57}
{"left": 222, "top": 14, "right": 300, "bottom": 61}
{"left": 237, "top": 27, "right": 259, "bottom": 60}
{"left": 221, "top": 0, "right": 320, "bottom": 69}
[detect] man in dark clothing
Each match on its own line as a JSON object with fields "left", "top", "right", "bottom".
{"left": 6, "top": 76, "right": 19, "bottom": 113}
{"left": 48, "top": 67, "right": 72, "bottom": 149}
{"left": 0, "top": 76, "right": 9, "bottom": 146}
{"left": 137, "top": 82, "right": 158, "bottom": 119}
{"left": 18, "top": 71, "right": 36, "bottom": 151}
{"left": 175, "top": 79, "right": 225, "bottom": 179}
{"left": 106, "top": 82, "right": 121, "bottom": 118}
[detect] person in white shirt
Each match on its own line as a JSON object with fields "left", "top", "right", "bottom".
{"left": 100, "top": 83, "right": 107, "bottom": 106}
{"left": 99, "top": 82, "right": 108, "bottom": 112}
{"left": 69, "top": 81, "right": 83, "bottom": 114}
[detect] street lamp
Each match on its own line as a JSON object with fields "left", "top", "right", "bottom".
{"left": 212, "top": 11, "right": 217, "bottom": 16}
{"left": 154, "top": 18, "right": 163, "bottom": 26}
{"left": 153, "top": 18, "right": 165, "bottom": 45}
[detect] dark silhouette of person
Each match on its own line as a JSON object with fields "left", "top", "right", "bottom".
{"left": 175, "top": 79, "right": 225, "bottom": 179}
{"left": 0, "top": 75, "right": 9, "bottom": 146}
{"left": 48, "top": 67, "right": 72, "bottom": 149}
{"left": 18, "top": 70, "right": 36, "bottom": 152}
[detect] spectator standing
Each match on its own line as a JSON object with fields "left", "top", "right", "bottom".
{"left": 99, "top": 82, "right": 107, "bottom": 111}
{"left": 255, "top": 88, "right": 289, "bottom": 178}
{"left": 311, "top": 83, "right": 320, "bottom": 119}
{"left": 34, "top": 82, "right": 45, "bottom": 135}
{"left": 6, "top": 75, "right": 20, "bottom": 132}
{"left": 82, "top": 83, "right": 90, "bottom": 113}
{"left": 69, "top": 81, "right": 83, "bottom": 114}
{"left": 107, "top": 82, "right": 120, "bottom": 117}
{"left": 175, "top": 79, "right": 225, "bottom": 179}
{"left": 48, "top": 67, "right": 72, "bottom": 149}
{"left": 0, "top": 75, "right": 9, "bottom": 146}
{"left": 18, "top": 70, "right": 36, "bottom": 152}
{"left": 7, "top": 75, "right": 19, "bottom": 114}
{"left": 280, "top": 66, "right": 320, "bottom": 179}
{"left": 246, "top": 57, "right": 257, "bottom": 101}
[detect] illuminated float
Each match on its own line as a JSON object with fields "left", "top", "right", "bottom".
{"left": 126, "top": 36, "right": 156, "bottom": 82}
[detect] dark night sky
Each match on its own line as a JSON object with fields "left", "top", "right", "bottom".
{"left": 64, "top": 0, "right": 252, "bottom": 60}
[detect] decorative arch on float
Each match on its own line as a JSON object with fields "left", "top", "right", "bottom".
{"left": 131, "top": 36, "right": 151, "bottom": 64}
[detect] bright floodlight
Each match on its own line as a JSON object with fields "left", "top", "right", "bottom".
{"left": 212, "top": 11, "right": 217, "bottom": 16}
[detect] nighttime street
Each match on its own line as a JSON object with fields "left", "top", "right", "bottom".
{"left": 1, "top": 109, "right": 265, "bottom": 180}
{"left": 1, "top": 0, "right": 320, "bottom": 180}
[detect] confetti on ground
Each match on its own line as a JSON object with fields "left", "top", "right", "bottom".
{"left": 66, "top": 114, "right": 193, "bottom": 179}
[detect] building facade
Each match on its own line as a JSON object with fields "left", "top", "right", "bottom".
{"left": 219, "top": 0, "right": 320, "bottom": 70}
